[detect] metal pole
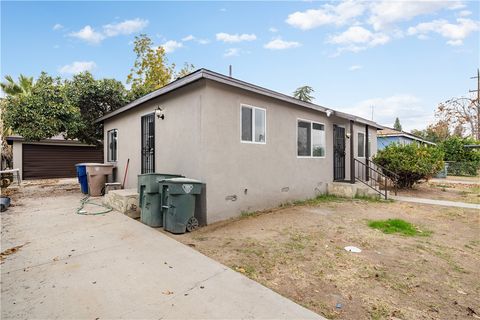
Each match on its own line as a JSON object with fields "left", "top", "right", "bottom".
{"left": 365, "top": 125, "right": 369, "bottom": 182}
{"left": 350, "top": 120, "right": 355, "bottom": 184}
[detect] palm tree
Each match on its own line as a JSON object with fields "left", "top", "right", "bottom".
{"left": 293, "top": 85, "right": 315, "bottom": 102}
{"left": 1, "top": 75, "right": 34, "bottom": 97}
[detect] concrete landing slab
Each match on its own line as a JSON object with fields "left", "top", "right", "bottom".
{"left": 1, "top": 191, "right": 323, "bottom": 320}
{"left": 103, "top": 188, "right": 140, "bottom": 219}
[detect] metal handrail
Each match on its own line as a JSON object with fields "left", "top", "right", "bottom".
{"left": 354, "top": 158, "right": 397, "bottom": 199}
{"left": 370, "top": 161, "right": 400, "bottom": 181}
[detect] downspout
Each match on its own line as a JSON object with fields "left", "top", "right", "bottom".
{"left": 350, "top": 120, "right": 355, "bottom": 184}
{"left": 365, "top": 125, "right": 369, "bottom": 182}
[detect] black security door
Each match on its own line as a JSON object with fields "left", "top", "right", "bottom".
{"left": 141, "top": 113, "right": 155, "bottom": 174}
{"left": 333, "top": 125, "right": 346, "bottom": 181}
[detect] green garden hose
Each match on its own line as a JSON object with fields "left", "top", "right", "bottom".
{"left": 76, "top": 196, "right": 113, "bottom": 215}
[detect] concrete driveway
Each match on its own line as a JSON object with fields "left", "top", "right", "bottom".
{"left": 1, "top": 180, "right": 322, "bottom": 319}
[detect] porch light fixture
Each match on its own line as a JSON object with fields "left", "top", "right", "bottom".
{"left": 155, "top": 106, "right": 165, "bottom": 120}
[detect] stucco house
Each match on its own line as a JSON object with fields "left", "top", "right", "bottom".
{"left": 96, "top": 69, "right": 383, "bottom": 223}
{"left": 377, "top": 128, "right": 435, "bottom": 150}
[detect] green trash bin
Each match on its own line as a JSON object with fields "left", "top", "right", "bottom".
{"left": 160, "top": 178, "right": 203, "bottom": 234}
{"left": 138, "top": 173, "right": 183, "bottom": 227}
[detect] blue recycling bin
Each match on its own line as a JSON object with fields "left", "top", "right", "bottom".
{"left": 75, "top": 164, "right": 88, "bottom": 194}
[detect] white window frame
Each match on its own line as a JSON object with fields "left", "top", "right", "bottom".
{"left": 107, "top": 129, "right": 118, "bottom": 162}
{"left": 357, "top": 131, "right": 365, "bottom": 158}
{"left": 240, "top": 104, "right": 267, "bottom": 144}
{"left": 296, "top": 118, "right": 326, "bottom": 158}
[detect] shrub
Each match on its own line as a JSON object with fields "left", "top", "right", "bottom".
{"left": 373, "top": 143, "right": 444, "bottom": 188}
{"left": 438, "top": 137, "right": 480, "bottom": 176}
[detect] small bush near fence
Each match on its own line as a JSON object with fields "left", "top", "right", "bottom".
{"left": 438, "top": 137, "right": 480, "bottom": 177}
{"left": 446, "top": 161, "right": 480, "bottom": 176}
{"left": 373, "top": 143, "right": 444, "bottom": 188}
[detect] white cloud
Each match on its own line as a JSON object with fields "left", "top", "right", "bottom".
{"left": 181, "top": 35, "right": 210, "bottom": 44}
{"left": 102, "top": 18, "right": 148, "bottom": 37}
{"left": 407, "top": 18, "right": 480, "bottom": 46}
{"left": 182, "top": 35, "right": 195, "bottom": 41}
{"left": 349, "top": 65, "right": 363, "bottom": 71}
{"left": 52, "top": 23, "right": 63, "bottom": 31}
{"left": 328, "top": 26, "right": 390, "bottom": 53}
{"left": 197, "top": 38, "right": 210, "bottom": 45}
{"left": 219, "top": 8, "right": 227, "bottom": 12}
{"left": 69, "top": 26, "right": 105, "bottom": 44}
{"left": 59, "top": 61, "right": 96, "bottom": 74}
{"left": 368, "top": 1, "right": 464, "bottom": 31}
{"left": 224, "top": 48, "right": 240, "bottom": 57}
{"left": 286, "top": 0, "right": 366, "bottom": 30}
{"left": 216, "top": 32, "right": 256, "bottom": 43}
{"left": 264, "top": 38, "right": 301, "bottom": 50}
{"left": 269, "top": 27, "right": 278, "bottom": 33}
{"left": 69, "top": 18, "right": 148, "bottom": 44}
{"left": 457, "top": 10, "right": 472, "bottom": 17}
{"left": 161, "top": 40, "right": 183, "bottom": 53}
{"left": 340, "top": 94, "right": 432, "bottom": 130}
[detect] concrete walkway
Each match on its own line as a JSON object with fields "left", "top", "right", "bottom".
{"left": 1, "top": 189, "right": 323, "bottom": 319}
{"left": 391, "top": 195, "right": 480, "bottom": 209}
{"left": 429, "top": 178, "right": 480, "bottom": 185}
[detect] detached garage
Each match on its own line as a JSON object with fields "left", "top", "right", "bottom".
{"left": 7, "top": 135, "right": 103, "bottom": 180}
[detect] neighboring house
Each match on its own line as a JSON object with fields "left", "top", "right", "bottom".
{"left": 377, "top": 128, "right": 436, "bottom": 150}
{"left": 96, "top": 69, "right": 382, "bottom": 223}
{"left": 6, "top": 135, "right": 103, "bottom": 180}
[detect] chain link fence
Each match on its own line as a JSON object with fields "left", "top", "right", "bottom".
{"left": 445, "top": 161, "right": 480, "bottom": 177}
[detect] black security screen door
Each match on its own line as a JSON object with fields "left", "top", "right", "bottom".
{"left": 141, "top": 113, "right": 155, "bottom": 174}
{"left": 333, "top": 125, "right": 346, "bottom": 181}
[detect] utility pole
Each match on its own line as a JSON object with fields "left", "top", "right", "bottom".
{"left": 470, "top": 68, "right": 480, "bottom": 140}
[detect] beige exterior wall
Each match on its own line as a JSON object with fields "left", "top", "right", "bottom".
{"left": 103, "top": 80, "right": 207, "bottom": 189}
{"left": 12, "top": 141, "right": 22, "bottom": 179}
{"left": 103, "top": 79, "right": 378, "bottom": 223}
{"left": 200, "top": 80, "right": 377, "bottom": 222}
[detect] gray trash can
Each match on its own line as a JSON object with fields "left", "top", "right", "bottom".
{"left": 138, "top": 173, "right": 183, "bottom": 227}
{"left": 160, "top": 178, "right": 203, "bottom": 234}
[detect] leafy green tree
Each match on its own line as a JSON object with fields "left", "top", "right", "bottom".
{"left": 64, "top": 72, "right": 129, "bottom": 145}
{"left": 175, "top": 63, "right": 195, "bottom": 79}
{"left": 438, "top": 136, "right": 480, "bottom": 176}
{"left": 126, "top": 34, "right": 195, "bottom": 100}
{"left": 411, "top": 120, "right": 450, "bottom": 143}
{"left": 373, "top": 143, "right": 444, "bottom": 188}
{"left": 3, "top": 72, "right": 81, "bottom": 141}
{"left": 393, "top": 117, "right": 402, "bottom": 131}
{"left": 293, "top": 86, "right": 314, "bottom": 102}
{"left": 0, "top": 75, "right": 34, "bottom": 97}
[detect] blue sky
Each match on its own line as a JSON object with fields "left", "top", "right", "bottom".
{"left": 1, "top": 1, "right": 479, "bottom": 131}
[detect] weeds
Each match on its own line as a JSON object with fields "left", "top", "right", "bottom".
{"left": 368, "top": 219, "right": 431, "bottom": 237}
{"left": 354, "top": 194, "right": 393, "bottom": 202}
{"left": 292, "top": 194, "right": 344, "bottom": 206}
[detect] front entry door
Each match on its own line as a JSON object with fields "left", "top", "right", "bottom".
{"left": 141, "top": 113, "right": 155, "bottom": 174}
{"left": 333, "top": 125, "right": 346, "bottom": 181}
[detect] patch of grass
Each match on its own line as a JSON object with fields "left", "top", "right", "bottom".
{"left": 368, "top": 219, "right": 431, "bottom": 237}
{"left": 354, "top": 194, "right": 393, "bottom": 202}
{"left": 240, "top": 210, "right": 258, "bottom": 218}
{"left": 293, "top": 194, "right": 344, "bottom": 206}
{"left": 232, "top": 264, "right": 256, "bottom": 278}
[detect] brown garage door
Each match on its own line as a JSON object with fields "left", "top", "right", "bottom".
{"left": 22, "top": 144, "right": 104, "bottom": 179}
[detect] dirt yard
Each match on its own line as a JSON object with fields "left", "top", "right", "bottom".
{"left": 397, "top": 180, "right": 480, "bottom": 204}
{"left": 173, "top": 198, "right": 480, "bottom": 320}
